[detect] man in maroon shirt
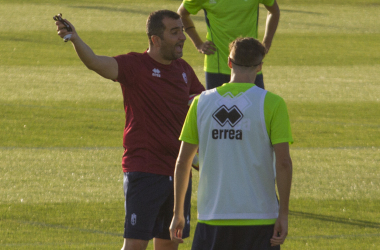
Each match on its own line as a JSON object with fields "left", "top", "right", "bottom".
{"left": 55, "top": 10, "right": 204, "bottom": 250}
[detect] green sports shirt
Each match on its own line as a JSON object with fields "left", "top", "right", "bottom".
{"left": 183, "top": 0, "right": 275, "bottom": 75}
{"left": 180, "top": 83, "right": 293, "bottom": 226}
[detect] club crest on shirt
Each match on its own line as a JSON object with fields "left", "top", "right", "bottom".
{"left": 182, "top": 72, "right": 188, "bottom": 84}
{"left": 131, "top": 213, "right": 137, "bottom": 226}
{"left": 152, "top": 68, "right": 161, "bottom": 77}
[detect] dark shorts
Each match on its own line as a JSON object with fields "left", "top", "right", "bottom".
{"left": 205, "top": 72, "right": 265, "bottom": 90}
{"left": 123, "top": 172, "right": 191, "bottom": 240}
{"left": 191, "top": 223, "right": 280, "bottom": 250}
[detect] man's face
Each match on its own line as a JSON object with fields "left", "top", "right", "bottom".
{"left": 159, "top": 17, "right": 186, "bottom": 61}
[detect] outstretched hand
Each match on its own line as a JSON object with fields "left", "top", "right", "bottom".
{"left": 197, "top": 41, "right": 217, "bottom": 55}
{"left": 270, "top": 214, "right": 288, "bottom": 246}
{"left": 55, "top": 16, "right": 77, "bottom": 42}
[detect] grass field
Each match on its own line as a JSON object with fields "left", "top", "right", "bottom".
{"left": 0, "top": 0, "right": 379, "bottom": 249}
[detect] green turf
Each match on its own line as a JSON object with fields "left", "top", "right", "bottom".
{"left": 1, "top": 0, "right": 379, "bottom": 249}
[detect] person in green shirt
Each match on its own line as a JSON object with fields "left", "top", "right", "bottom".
{"left": 178, "top": 0, "right": 280, "bottom": 90}
{"left": 170, "top": 37, "right": 292, "bottom": 250}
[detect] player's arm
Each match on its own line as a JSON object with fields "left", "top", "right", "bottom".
{"left": 177, "top": 4, "right": 216, "bottom": 55}
{"left": 55, "top": 19, "right": 118, "bottom": 80}
{"left": 262, "top": 0, "right": 280, "bottom": 53}
{"left": 271, "top": 142, "right": 292, "bottom": 246}
{"left": 170, "top": 141, "right": 199, "bottom": 243}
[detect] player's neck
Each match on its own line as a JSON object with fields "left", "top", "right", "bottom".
{"left": 147, "top": 47, "right": 172, "bottom": 65}
{"left": 229, "top": 72, "right": 257, "bottom": 84}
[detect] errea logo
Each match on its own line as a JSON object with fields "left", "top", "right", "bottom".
{"left": 213, "top": 105, "right": 243, "bottom": 127}
{"left": 212, "top": 105, "right": 243, "bottom": 140}
{"left": 152, "top": 68, "right": 161, "bottom": 77}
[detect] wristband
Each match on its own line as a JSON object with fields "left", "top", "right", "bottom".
{"left": 53, "top": 13, "right": 72, "bottom": 42}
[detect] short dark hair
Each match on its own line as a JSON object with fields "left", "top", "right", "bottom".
{"left": 146, "top": 10, "right": 181, "bottom": 45}
{"left": 229, "top": 37, "right": 266, "bottom": 67}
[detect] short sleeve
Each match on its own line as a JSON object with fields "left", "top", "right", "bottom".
{"left": 113, "top": 54, "right": 136, "bottom": 85}
{"left": 183, "top": 0, "right": 207, "bottom": 15}
{"left": 260, "top": 0, "right": 275, "bottom": 7}
{"left": 179, "top": 95, "right": 201, "bottom": 144}
{"left": 264, "top": 92, "right": 293, "bottom": 145}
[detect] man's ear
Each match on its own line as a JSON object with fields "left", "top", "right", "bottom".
{"left": 256, "top": 63, "right": 263, "bottom": 73}
{"left": 228, "top": 57, "right": 233, "bottom": 69}
{"left": 151, "top": 35, "right": 161, "bottom": 47}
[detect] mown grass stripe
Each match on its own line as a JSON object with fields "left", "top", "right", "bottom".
{"left": 288, "top": 233, "right": 380, "bottom": 240}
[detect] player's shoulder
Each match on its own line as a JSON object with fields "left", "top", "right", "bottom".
{"left": 173, "top": 57, "right": 195, "bottom": 72}
{"left": 183, "top": 0, "right": 209, "bottom": 12}
{"left": 115, "top": 52, "right": 144, "bottom": 60}
{"left": 264, "top": 90, "right": 287, "bottom": 109}
{"left": 175, "top": 57, "right": 191, "bottom": 67}
{"left": 265, "top": 90, "right": 284, "bottom": 102}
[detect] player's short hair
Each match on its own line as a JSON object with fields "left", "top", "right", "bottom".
{"left": 146, "top": 10, "right": 181, "bottom": 45}
{"left": 229, "top": 37, "right": 266, "bottom": 68}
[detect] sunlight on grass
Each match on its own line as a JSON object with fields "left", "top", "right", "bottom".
{"left": 1, "top": 0, "right": 379, "bottom": 249}
{"left": 1, "top": 2, "right": 379, "bottom": 34}
{"left": 271, "top": 4, "right": 380, "bottom": 34}
{"left": 291, "top": 147, "right": 380, "bottom": 200}
{"left": 0, "top": 148, "right": 123, "bottom": 203}
{"left": 0, "top": 2, "right": 181, "bottom": 32}
{"left": 2, "top": 65, "right": 379, "bottom": 103}
{"left": 265, "top": 65, "right": 380, "bottom": 103}
{"left": 0, "top": 66, "right": 121, "bottom": 102}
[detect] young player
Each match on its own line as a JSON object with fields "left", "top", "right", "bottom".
{"left": 178, "top": 0, "right": 280, "bottom": 89}
{"left": 170, "top": 37, "right": 293, "bottom": 250}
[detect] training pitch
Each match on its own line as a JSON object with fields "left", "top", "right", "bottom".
{"left": 0, "top": 0, "right": 379, "bottom": 249}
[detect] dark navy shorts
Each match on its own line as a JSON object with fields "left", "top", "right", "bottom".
{"left": 123, "top": 172, "right": 191, "bottom": 240}
{"left": 191, "top": 223, "right": 280, "bottom": 250}
{"left": 205, "top": 72, "right": 264, "bottom": 90}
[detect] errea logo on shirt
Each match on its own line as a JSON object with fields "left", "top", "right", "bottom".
{"left": 212, "top": 105, "right": 243, "bottom": 140}
{"left": 213, "top": 105, "right": 243, "bottom": 127}
{"left": 152, "top": 68, "right": 161, "bottom": 77}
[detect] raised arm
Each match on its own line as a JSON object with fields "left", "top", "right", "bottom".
{"left": 262, "top": 0, "right": 280, "bottom": 53}
{"left": 55, "top": 19, "right": 118, "bottom": 80}
{"left": 169, "top": 141, "right": 199, "bottom": 244}
{"left": 271, "top": 142, "right": 292, "bottom": 247}
{"left": 177, "top": 4, "right": 216, "bottom": 55}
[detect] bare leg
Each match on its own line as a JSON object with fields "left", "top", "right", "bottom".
{"left": 153, "top": 238, "right": 179, "bottom": 250}
{"left": 121, "top": 238, "right": 149, "bottom": 250}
